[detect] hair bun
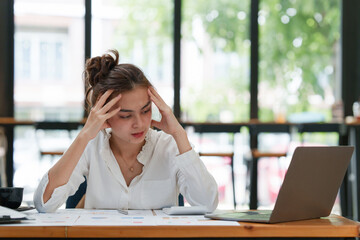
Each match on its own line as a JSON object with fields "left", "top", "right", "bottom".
{"left": 85, "top": 49, "right": 119, "bottom": 87}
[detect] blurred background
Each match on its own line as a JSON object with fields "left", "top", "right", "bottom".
{"left": 1, "top": 0, "right": 360, "bottom": 219}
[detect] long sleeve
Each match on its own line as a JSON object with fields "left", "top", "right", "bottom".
{"left": 33, "top": 129, "right": 219, "bottom": 212}
{"left": 33, "top": 151, "right": 89, "bottom": 213}
{"left": 175, "top": 149, "right": 219, "bottom": 212}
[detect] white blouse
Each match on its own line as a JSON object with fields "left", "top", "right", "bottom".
{"left": 34, "top": 128, "right": 219, "bottom": 213}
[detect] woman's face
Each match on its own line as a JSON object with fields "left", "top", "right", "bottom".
{"left": 107, "top": 86, "right": 152, "bottom": 145}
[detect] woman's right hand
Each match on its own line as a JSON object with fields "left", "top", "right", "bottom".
{"left": 81, "top": 90, "right": 121, "bottom": 140}
{"left": 43, "top": 90, "right": 121, "bottom": 205}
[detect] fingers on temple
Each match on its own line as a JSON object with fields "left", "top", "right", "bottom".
{"left": 148, "top": 87, "right": 164, "bottom": 107}
{"left": 149, "top": 86, "right": 162, "bottom": 99}
{"left": 93, "top": 89, "right": 114, "bottom": 111}
{"left": 101, "top": 94, "right": 122, "bottom": 114}
{"left": 106, "top": 105, "right": 121, "bottom": 119}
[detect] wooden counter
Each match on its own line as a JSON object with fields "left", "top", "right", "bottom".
{"left": 0, "top": 215, "right": 359, "bottom": 238}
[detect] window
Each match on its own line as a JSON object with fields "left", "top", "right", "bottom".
{"left": 13, "top": 0, "right": 85, "bottom": 202}
{"left": 91, "top": 0, "right": 173, "bottom": 106}
{"left": 181, "top": 0, "right": 251, "bottom": 122}
{"left": 7, "top": 0, "right": 345, "bottom": 210}
{"left": 258, "top": 0, "right": 341, "bottom": 122}
{"left": 14, "top": 0, "right": 85, "bottom": 121}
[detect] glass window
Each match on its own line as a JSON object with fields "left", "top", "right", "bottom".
{"left": 257, "top": 0, "right": 342, "bottom": 211}
{"left": 258, "top": 0, "right": 341, "bottom": 122}
{"left": 13, "top": 0, "right": 85, "bottom": 203}
{"left": 181, "top": 0, "right": 251, "bottom": 123}
{"left": 91, "top": 0, "right": 173, "bottom": 106}
{"left": 14, "top": 0, "right": 85, "bottom": 121}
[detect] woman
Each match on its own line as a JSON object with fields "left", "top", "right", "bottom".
{"left": 34, "top": 50, "right": 218, "bottom": 213}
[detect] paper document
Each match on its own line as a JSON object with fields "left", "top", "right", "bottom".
{"left": 0, "top": 208, "right": 239, "bottom": 226}
{"left": 156, "top": 215, "right": 240, "bottom": 226}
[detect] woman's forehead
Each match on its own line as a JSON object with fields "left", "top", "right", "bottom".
{"left": 116, "top": 87, "right": 150, "bottom": 109}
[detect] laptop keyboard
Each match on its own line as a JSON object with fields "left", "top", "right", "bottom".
{"left": 244, "top": 213, "right": 272, "bottom": 220}
{"left": 245, "top": 211, "right": 261, "bottom": 215}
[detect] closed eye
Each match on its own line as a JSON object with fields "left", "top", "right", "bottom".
{"left": 142, "top": 107, "right": 151, "bottom": 114}
{"left": 119, "top": 114, "right": 131, "bottom": 119}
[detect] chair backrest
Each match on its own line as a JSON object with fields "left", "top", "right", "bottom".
{"left": 66, "top": 180, "right": 87, "bottom": 208}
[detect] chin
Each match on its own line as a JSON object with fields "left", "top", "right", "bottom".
{"left": 131, "top": 136, "right": 145, "bottom": 142}
{"left": 130, "top": 132, "right": 147, "bottom": 143}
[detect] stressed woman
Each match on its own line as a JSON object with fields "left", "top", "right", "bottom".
{"left": 33, "top": 50, "right": 219, "bottom": 213}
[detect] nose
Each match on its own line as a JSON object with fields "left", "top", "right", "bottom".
{"left": 132, "top": 114, "right": 143, "bottom": 129}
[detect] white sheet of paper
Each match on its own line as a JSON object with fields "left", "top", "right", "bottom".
{"left": 1, "top": 209, "right": 240, "bottom": 226}
{"left": 155, "top": 215, "right": 240, "bottom": 226}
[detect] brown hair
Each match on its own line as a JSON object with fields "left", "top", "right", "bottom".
{"left": 84, "top": 49, "right": 152, "bottom": 113}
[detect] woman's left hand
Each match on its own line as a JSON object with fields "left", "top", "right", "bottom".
{"left": 148, "top": 87, "right": 192, "bottom": 154}
{"left": 148, "top": 87, "right": 183, "bottom": 137}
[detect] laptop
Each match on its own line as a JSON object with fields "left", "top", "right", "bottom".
{"left": 205, "top": 146, "right": 354, "bottom": 223}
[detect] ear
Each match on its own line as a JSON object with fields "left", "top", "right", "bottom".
{"left": 105, "top": 120, "right": 111, "bottom": 129}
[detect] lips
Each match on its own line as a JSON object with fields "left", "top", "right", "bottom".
{"left": 132, "top": 131, "right": 144, "bottom": 138}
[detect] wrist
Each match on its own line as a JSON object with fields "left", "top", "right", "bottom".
{"left": 171, "top": 128, "right": 187, "bottom": 140}
{"left": 78, "top": 128, "right": 94, "bottom": 142}
{"left": 172, "top": 129, "right": 192, "bottom": 154}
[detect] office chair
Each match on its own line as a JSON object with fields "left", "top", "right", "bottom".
{"left": 66, "top": 179, "right": 87, "bottom": 208}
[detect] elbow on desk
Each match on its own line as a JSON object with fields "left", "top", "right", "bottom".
{"left": 207, "top": 194, "right": 219, "bottom": 212}
{"left": 186, "top": 189, "right": 219, "bottom": 212}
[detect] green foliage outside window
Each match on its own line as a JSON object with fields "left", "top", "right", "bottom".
{"left": 182, "top": 0, "right": 340, "bottom": 122}
{"left": 181, "top": 0, "right": 250, "bottom": 122}
{"left": 259, "top": 0, "right": 341, "bottom": 122}
{"left": 110, "top": 0, "right": 340, "bottom": 123}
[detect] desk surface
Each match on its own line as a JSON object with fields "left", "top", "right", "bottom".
{"left": 0, "top": 215, "right": 359, "bottom": 238}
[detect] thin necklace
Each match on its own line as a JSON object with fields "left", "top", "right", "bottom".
{"left": 118, "top": 154, "right": 137, "bottom": 172}
{"left": 110, "top": 139, "right": 137, "bottom": 172}
{"left": 122, "top": 157, "right": 136, "bottom": 172}
{"left": 110, "top": 137, "right": 144, "bottom": 173}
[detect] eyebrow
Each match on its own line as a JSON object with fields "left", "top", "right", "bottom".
{"left": 120, "top": 101, "right": 151, "bottom": 113}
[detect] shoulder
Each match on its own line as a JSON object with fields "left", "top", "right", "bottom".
{"left": 139, "top": 128, "right": 177, "bottom": 156}
{"left": 146, "top": 128, "right": 180, "bottom": 157}
{"left": 147, "top": 128, "right": 175, "bottom": 146}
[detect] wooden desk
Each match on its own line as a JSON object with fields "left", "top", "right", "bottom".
{"left": 0, "top": 215, "right": 359, "bottom": 238}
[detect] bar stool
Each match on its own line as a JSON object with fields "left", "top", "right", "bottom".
{"left": 194, "top": 129, "right": 237, "bottom": 209}
{"left": 199, "top": 152, "right": 236, "bottom": 208}
{"left": 180, "top": 123, "right": 243, "bottom": 209}
{"left": 34, "top": 121, "right": 81, "bottom": 160}
{"left": 248, "top": 123, "right": 291, "bottom": 209}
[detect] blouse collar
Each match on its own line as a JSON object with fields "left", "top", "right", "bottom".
{"left": 101, "top": 128, "right": 155, "bottom": 166}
